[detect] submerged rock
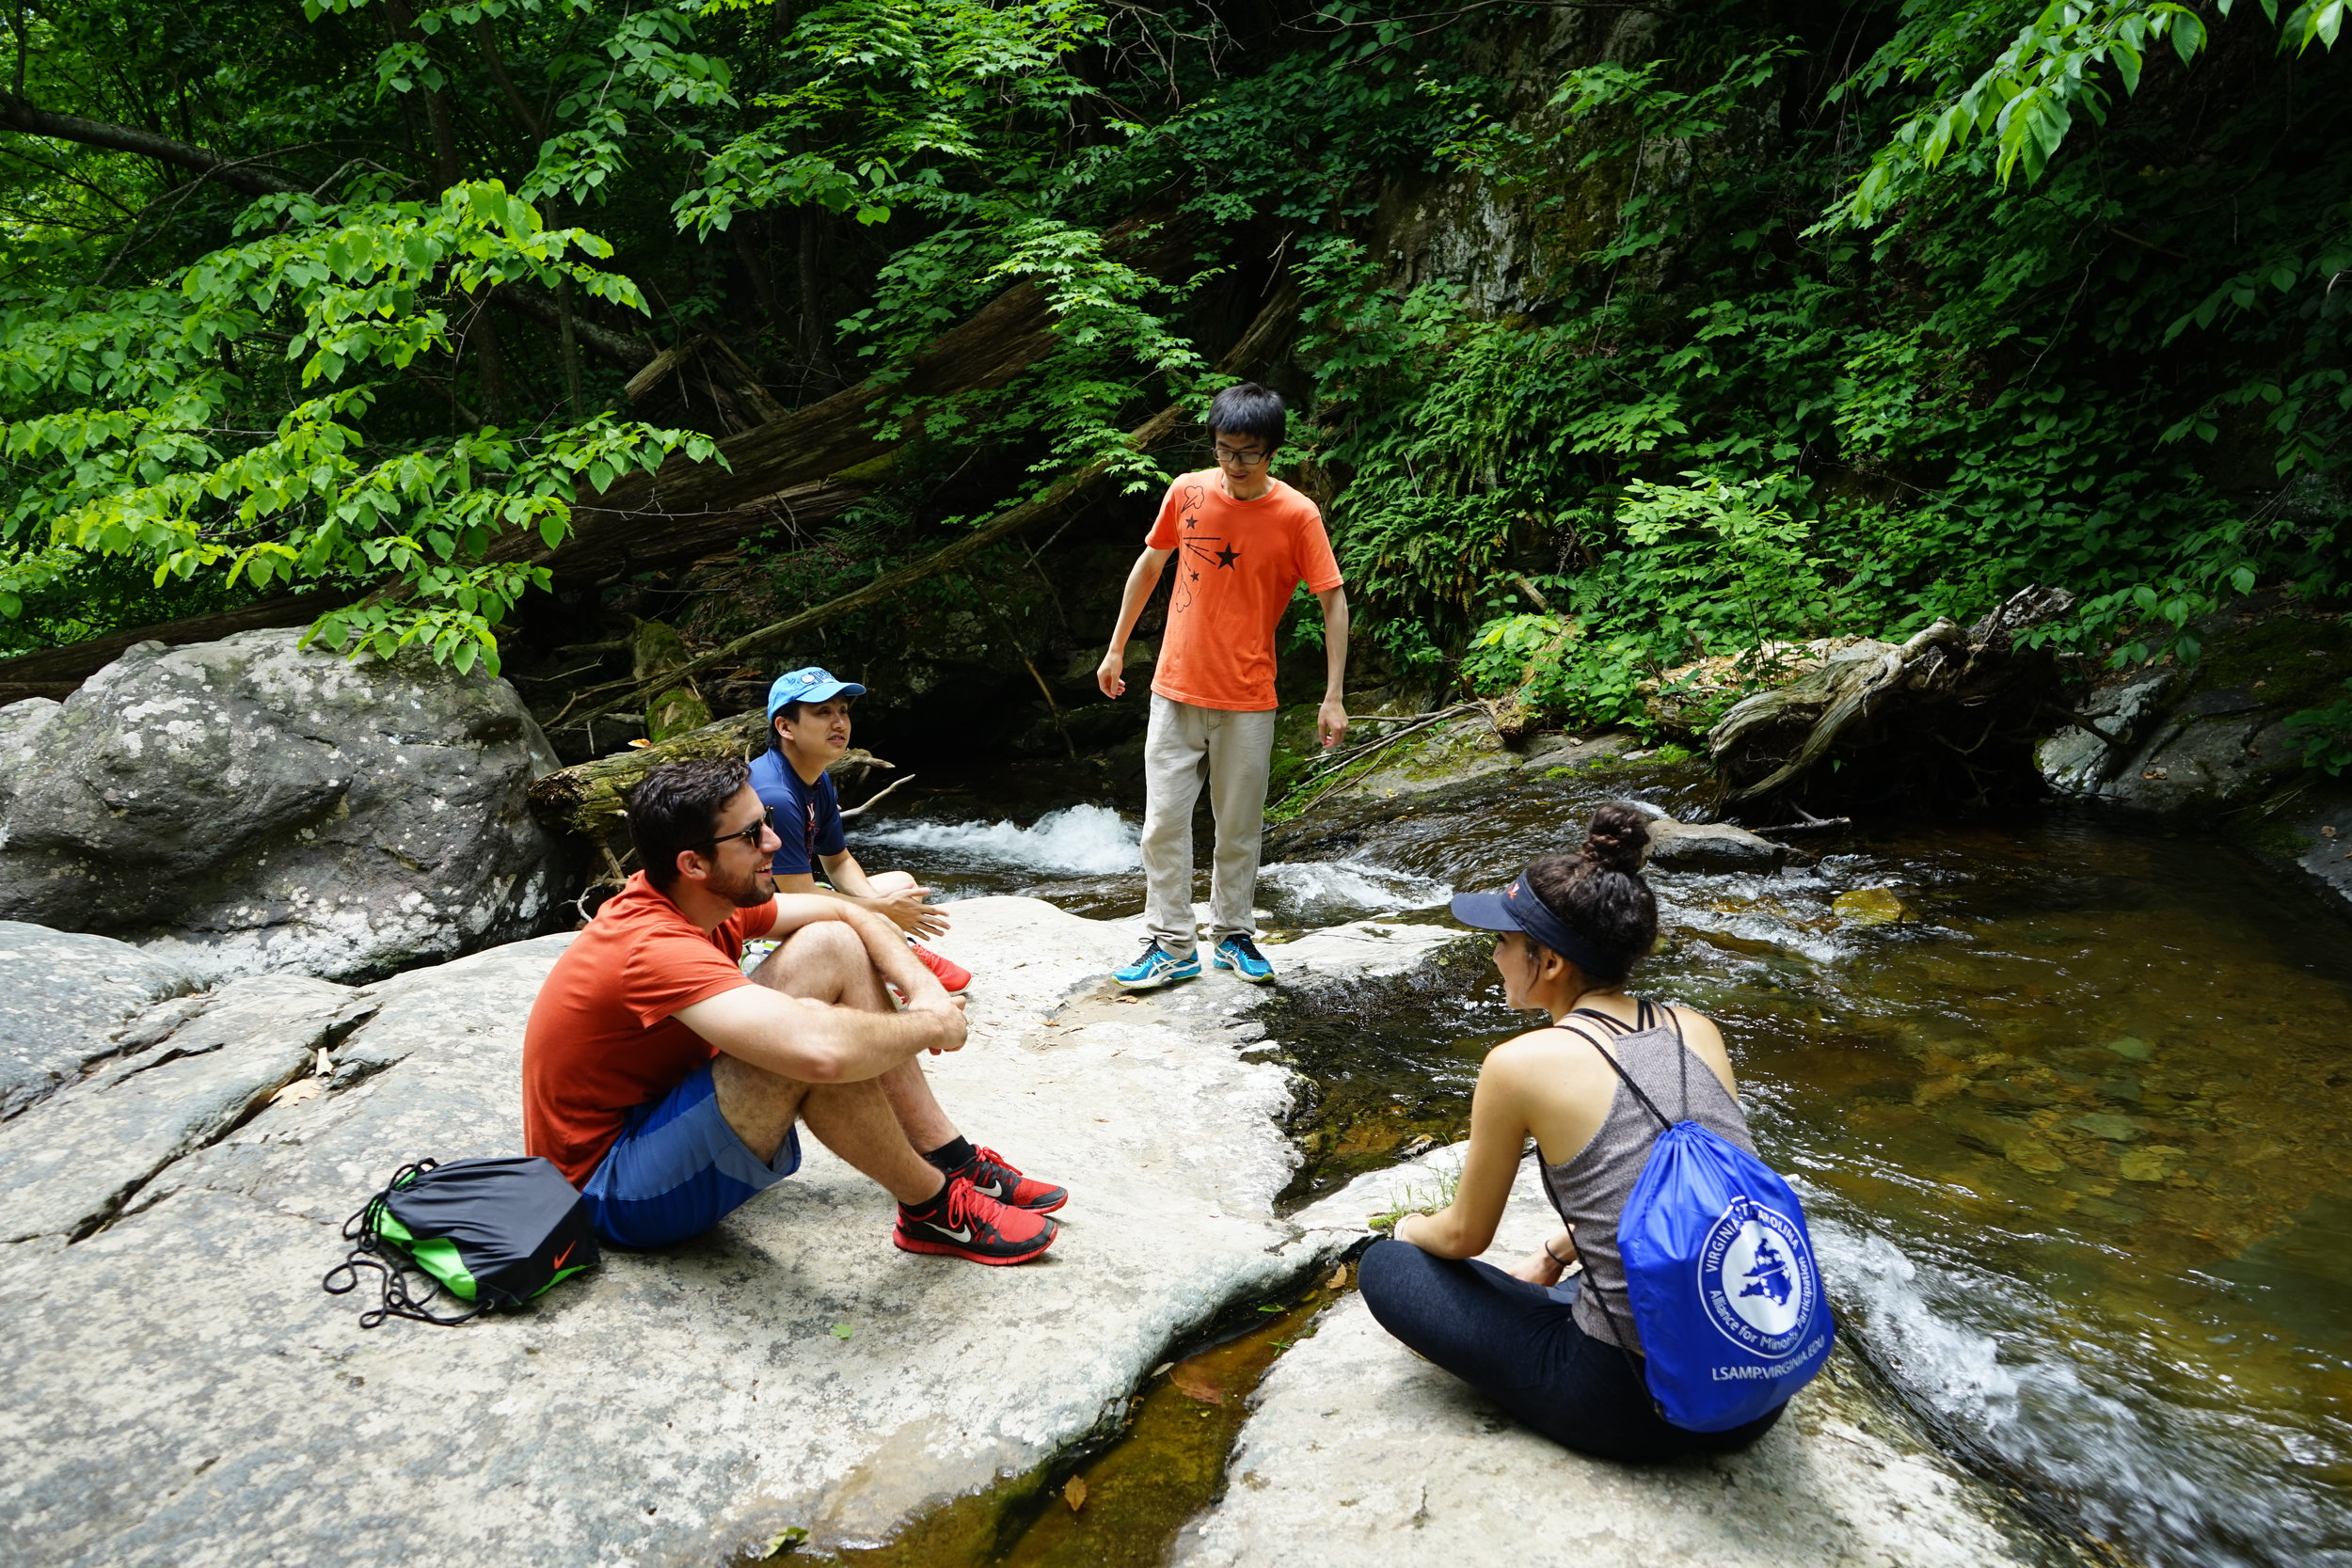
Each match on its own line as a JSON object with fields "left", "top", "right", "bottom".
{"left": 0, "top": 628, "right": 565, "bottom": 983}
{"left": 1832, "top": 886, "right": 1915, "bottom": 927}
{"left": 0, "top": 898, "right": 1385, "bottom": 1567}
{"left": 1175, "top": 1149, "right": 2082, "bottom": 1568}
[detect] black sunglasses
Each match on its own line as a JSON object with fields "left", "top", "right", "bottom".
{"left": 707, "top": 808, "right": 774, "bottom": 852}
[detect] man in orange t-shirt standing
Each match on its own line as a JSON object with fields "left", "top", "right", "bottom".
{"left": 1094, "top": 383, "right": 1349, "bottom": 990}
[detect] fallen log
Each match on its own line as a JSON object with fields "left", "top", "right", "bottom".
{"left": 1708, "top": 586, "right": 2076, "bottom": 811}
{"left": 547, "top": 277, "right": 1303, "bottom": 734}
{"left": 525, "top": 704, "right": 903, "bottom": 873}
{"left": 526, "top": 708, "right": 767, "bottom": 866}
{"left": 0, "top": 588, "right": 362, "bottom": 704}
{"left": 489, "top": 210, "right": 1197, "bottom": 583}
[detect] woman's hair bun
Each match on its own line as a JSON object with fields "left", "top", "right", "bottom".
{"left": 1581, "top": 803, "right": 1650, "bottom": 877}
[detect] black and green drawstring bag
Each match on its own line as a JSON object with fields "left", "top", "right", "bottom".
{"left": 324, "top": 1158, "right": 599, "bottom": 1326}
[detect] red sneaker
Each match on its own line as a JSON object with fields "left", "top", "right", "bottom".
{"left": 958, "top": 1146, "right": 1068, "bottom": 1213}
{"left": 894, "top": 1174, "right": 1057, "bottom": 1265}
{"left": 911, "top": 942, "right": 972, "bottom": 993}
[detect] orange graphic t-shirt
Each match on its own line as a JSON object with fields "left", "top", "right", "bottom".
{"left": 1144, "top": 473, "right": 1343, "bottom": 712}
{"left": 521, "top": 873, "right": 777, "bottom": 1185}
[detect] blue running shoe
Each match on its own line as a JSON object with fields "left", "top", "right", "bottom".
{"left": 1213, "top": 934, "right": 1277, "bottom": 984}
{"left": 1114, "top": 940, "right": 1200, "bottom": 990}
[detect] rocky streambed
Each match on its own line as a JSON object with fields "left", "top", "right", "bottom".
{"left": 0, "top": 883, "right": 2070, "bottom": 1567}
{"left": 6, "top": 617, "right": 2350, "bottom": 1567}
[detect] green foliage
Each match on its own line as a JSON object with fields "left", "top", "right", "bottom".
{"left": 1832, "top": 0, "right": 2346, "bottom": 228}
{"left": 2285, "top": 679, "right": 2352, "bottom": 774}
{"left": 0, "top": 0, "right": 2346, "bottom": 752}
{"left": 1, "top": 180, "right": 715, "bottom": 670}
{"left": 678, "top": 0, "right": 1103, "bottom": 233}
{"left": 1612, "top": 473, "right": 1830, "bottom": 665}
{"left": 1297, "top": 1, "right": 2347, "bottom": 739}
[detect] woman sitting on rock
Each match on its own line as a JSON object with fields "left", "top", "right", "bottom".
{"left": 1359, "top": 804, "right": 1788, "bottom": 1460}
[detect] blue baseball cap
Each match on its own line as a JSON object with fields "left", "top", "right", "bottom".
{"left": 767, "top": 665, "right": 867, "bottom": 721}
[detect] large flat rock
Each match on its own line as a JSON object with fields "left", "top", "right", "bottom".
{"left": 0, "top": 921, "right": 203, "bottom": 1120}
{"left": 0, "top": 973, "right": 359, "bottom": 1242}
{"left": 1173, "top": 1148, "right": 2082, "bottom": 1568}
{"left": 0, "top": 897, "right": 1370, "bottom": 1566}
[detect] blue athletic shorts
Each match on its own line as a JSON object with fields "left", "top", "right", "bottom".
{"left": 580, "top": 1063, "right": 801, "bottom": 1248}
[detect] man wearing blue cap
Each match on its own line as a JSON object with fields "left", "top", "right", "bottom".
{"left": 751, "top": 667, "right": 971, "bottom": 994}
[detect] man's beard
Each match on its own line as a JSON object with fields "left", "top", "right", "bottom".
{"left": 716, "top": 863, "right": 776, "bottom": 909}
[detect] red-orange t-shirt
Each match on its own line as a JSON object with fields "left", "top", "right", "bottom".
{"left": 1144, "top": 472, "right": 1343, "bottom": 712}
{"left": 521, "top": 873, "right": 777, "bottom": 1185}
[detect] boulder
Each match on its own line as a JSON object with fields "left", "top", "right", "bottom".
{"left": 1175, "top": 1148, "right": 2078, "bottom": 1568}
{"left": 0, "top": 628, "right": 565, "bottom": 983}
{"left": 1641, "top": 815, "right": 1787, "bottom": 873}
{"left": 0, "top": 898, "right": 1398, "bottom": 1567}
{"left": 2036, "top": 604, "right": 2352, "bottom": 816}
{"left": 0, "top": 922, "right": 200, "bottom": 1120}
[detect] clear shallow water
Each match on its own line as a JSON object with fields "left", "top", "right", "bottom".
{"left": 857, "top": 769, "right": 2352, "bottom": 1568}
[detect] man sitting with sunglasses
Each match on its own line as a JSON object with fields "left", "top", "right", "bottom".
{"left": 522, "top": 756, "right": 1064, "bottom": 1264}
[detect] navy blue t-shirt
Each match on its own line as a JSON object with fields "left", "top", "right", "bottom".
{"left": 749, "top": 749, "right": 847, "bottom": 877}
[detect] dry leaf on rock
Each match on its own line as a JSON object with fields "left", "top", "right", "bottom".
{"left": 268, "top": 1079, "right": 323, "bottom": 1108}
{"left": 1325, "top": 1265, "right": 1348, "bottom": 1291}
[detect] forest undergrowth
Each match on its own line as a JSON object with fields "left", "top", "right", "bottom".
{"left": 1, "top": 0, "right": 2347, "bottom": 765}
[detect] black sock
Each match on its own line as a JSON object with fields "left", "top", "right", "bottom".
{"left": 922, "top": 1134, "right": 976, "bottom": 1175}
{"left": 901, "top": 1180, "right": 954, "bottom": 1219}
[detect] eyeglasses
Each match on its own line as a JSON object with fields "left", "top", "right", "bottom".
{"left": 1213, "top": 443, "right": 1271, "bottom": 467}
{"left": 706, "top": 808, "right": 774, "bottom": 853}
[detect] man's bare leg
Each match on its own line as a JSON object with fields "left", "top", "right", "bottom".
{"left": 708, "top": 1056, "right": 942, "bottom": 1204}
{"left": 842, "top": 869, "right": 961, "bottom": 1143}
{"left": 711, "top": 921, "right": 948, "bottom": 1202}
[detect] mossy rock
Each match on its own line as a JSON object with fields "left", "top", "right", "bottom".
{"left": 1267, "top": 704, "right": 1327, "bottom": 800}
{"left": 2184, "top": 608, "right": 2352, "bottom": 709}
{"left": 647, "top": 686, "right": 712, "bottom": 743}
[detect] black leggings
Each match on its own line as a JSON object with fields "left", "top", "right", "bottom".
{"left": 1357, "top": 1237, "right": 1785, "bottom": 1462}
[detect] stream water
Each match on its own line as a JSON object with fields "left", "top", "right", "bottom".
{"left": 849, "top": 766, "right": 2352, "bottom": 1568}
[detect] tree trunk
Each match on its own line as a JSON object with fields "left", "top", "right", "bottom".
{"left": 550, "top": 276, "right": 1301, "bottom": 731}
{"left": 1707, "top": 587, "right": 2078, "bottom": 812}
{"left": 525, "top": 708, "right": 767, "bottom": 863}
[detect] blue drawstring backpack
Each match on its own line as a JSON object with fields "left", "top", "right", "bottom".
{"left": 1567, "top": 1005, "right": 1835, "bottom": 1432}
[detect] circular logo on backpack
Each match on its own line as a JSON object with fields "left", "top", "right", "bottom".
{"left": 1696, "top": 1196, "right": 1815, "bottom": 1359}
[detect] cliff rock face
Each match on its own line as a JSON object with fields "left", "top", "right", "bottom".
{"left": 2036, "top": 606, "right": 2352, "bottom": 818}
{"left": 0, "top": 628, "right": 564, "bottom": 983}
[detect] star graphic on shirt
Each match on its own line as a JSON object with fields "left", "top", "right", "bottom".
{"left": 1189, "top": 569, "right": 1200, "bottom": 581}
{"left": 1214, "top": 544, "right": 1240, "bottom": 568}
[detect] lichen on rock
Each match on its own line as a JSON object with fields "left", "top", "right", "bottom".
{"left": 0, "top": 628, "right": 566, "bottom": 984}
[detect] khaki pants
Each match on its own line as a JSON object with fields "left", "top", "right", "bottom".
{"left": 1140, "top": 694, "right": 1279, "bottom": 959}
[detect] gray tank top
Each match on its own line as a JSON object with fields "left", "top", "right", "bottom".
{"left": 1537, "top": 1001, "right": 1756, "bottom": 1356}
